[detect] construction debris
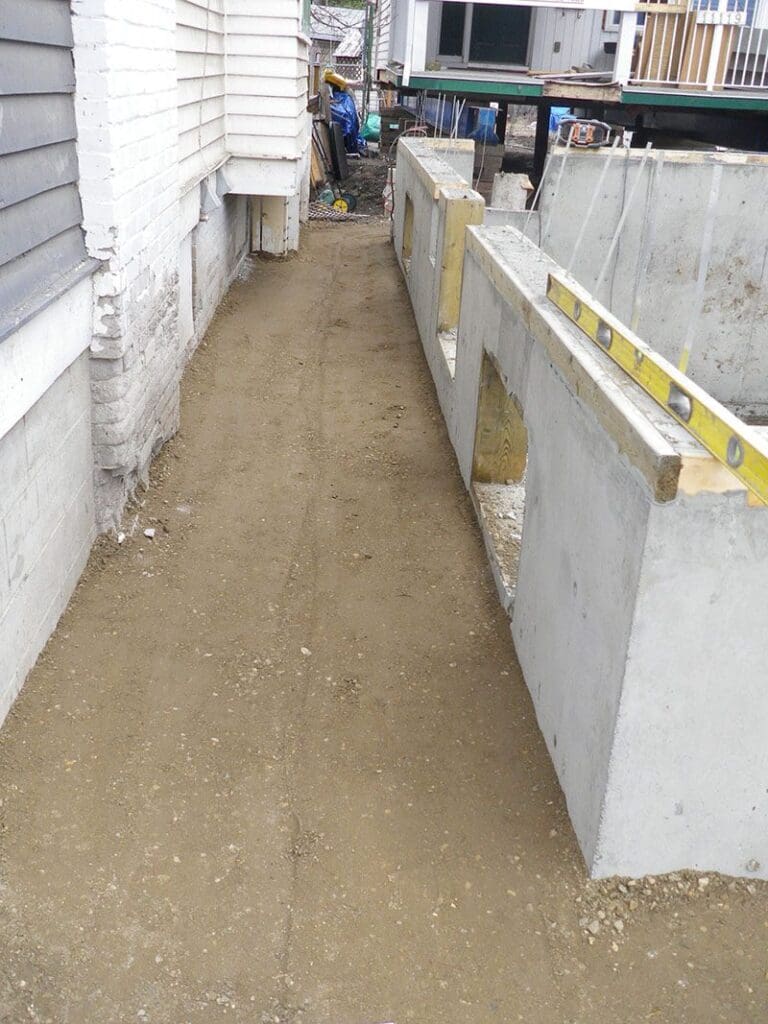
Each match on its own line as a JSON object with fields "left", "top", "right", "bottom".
{"left": 308, "top": 201, "right": 371, "bottom": 222}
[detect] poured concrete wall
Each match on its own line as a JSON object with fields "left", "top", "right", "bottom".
{"left": 394, "top": 138, "right": 483, "bottom": 435}
{"left": 456, "top": 227, "right": 768, "bottom": 879}
{"left": 394, "top": 138, "right": 768, "bottom": 880}
{"left": 534, "top": 150, "right": 768, "bottom": 418}
{"left": 599, "top": 487, "right": 768, "bottom": 877}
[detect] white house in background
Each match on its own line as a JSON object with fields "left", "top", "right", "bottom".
{"left": 0, "top": 0, "right": 311, "bottom": 723}
{"left": 376, "top": 0, "right": 768, "bottom": 104}
{"left": 311, "top": 3, "right": 366, "bottom": 79}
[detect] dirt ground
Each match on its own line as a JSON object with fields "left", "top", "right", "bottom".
{"left": 340, "top": 154, "right": 390, "bottom": 216}
{"left": 0, "top": 222, "right": 767, "bottom": 1023}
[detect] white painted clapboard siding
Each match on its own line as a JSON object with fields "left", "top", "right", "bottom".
{"left": 177, "top": 0, "right": 227, "bottom": 193}
{"left": 226, "top": 0, "right": 309, "bottom": 161}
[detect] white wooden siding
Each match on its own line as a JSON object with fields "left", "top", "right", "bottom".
{"left": 226, "top": 0, "right": 309, "bottom": 162}
{"left": 376, "top": 0, "right": 393, "bottom": 71}
{"left": 419, "top": 2, "right": 612, "bottom": 74}
{"left": 177, "top": 0, "right": 227, "bottom": 193}
{"left": 390, "top": 0, "right": 409, "bottom": 66}
{"left": 528, "top": 8, "right": 611, "bottom": 72}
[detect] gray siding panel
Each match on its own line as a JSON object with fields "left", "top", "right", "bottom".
{"left": 0, "top": 184, "right": 82, "bottom": 265}
{"left": 0, "top": 229, "right": 94, "bottom": 339}
{"left": 0, "top": 2, "right": 90, "bottom": 335}
{"left": 0, "top": 140, "right": 79, "bottom": 209}
{"left": 0, "top": 0, "right": 74, "bottom": 47}
{"left": 0, "top": 94, "right": 78, "bottom": 155}
{"left": 0, "top": 39, "right": 75, "bottom": 95}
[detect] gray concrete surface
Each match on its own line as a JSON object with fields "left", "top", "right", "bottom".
{"left": 393, "top": 138, "right": 483, "bottom": 440}
{"left": 392, "top": 137, "right": 768, "bottom": 880}
{"left": 536, "top": 150, "right": 768, "bottom": 417}
{"left": 457, "top": 227, "right": 768, "bottom": 879}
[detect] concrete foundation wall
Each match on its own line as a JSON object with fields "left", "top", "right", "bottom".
{"left": 598, "top": 489, "right": 768, "bottom": 878}
{"left": 536, "top": 150, "right": 768, "bottom": 417}
{"left": 0, "top": 6, "right": 307, "bottom": 724}
{"left": 395, "top": 138, "right": 768, "bottom": 880}
{"left": 454, "top": 231, "right": 659, "bottom": 869}
{"left": 0, "top": 282, "right": 96, "bottom": 723}
{"left": 394, "top": 138, "right": 484, "bottom": 435}
{"left": 462, "top": 228, "right": 768, "bottom": 879}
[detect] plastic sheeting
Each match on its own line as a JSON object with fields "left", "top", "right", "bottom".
{"left": 330, "top": 89, "right": 367, "bottom": 154}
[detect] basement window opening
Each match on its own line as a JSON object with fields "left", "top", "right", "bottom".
{"left": 471, "top": 353, "right": 528, "bottom": 611}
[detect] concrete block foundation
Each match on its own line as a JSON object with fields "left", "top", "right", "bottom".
{"left": 0, "top": 324, "right": 95, "bottom": 722}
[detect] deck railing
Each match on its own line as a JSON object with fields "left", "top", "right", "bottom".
{"left": 630, "top": 0, "right": 768, "bottom": 90}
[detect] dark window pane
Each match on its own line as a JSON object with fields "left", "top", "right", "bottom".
{"left": 469, "top": 4, "right": 532, "bottom": 65}
{"left": 439, "top": 3, "right": 466, "bottom": 55}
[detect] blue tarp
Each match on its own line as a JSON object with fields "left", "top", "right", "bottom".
{"left": 469, "top": 107, "right": 500, "bottom": 146}
{"left": 549, "top": 107, "right": 571, "bottom": 133}
{"left": 330, "top": 89, "right": 366, "bottom": 154}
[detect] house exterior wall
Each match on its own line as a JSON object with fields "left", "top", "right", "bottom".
{"left": 0, "top": 2, "right": 308, "bottom": 719}
{"left": 226, "top": 0, "right": 309, "bottom": 162}
{"left": 383, "top": 0, "right": 612, "bottom": 74}
{"left": 390, "top": 0, "right": 409, "bottom": 65}
{"left": 376, "top": 0, "right": 392, "bottom": 73}
{"left": 0, "top": 2, "right": 97, "bottom": 723}
{"left": 190, "top": 192, "right": 249, "bottom": 347}
{"left": 528, "top": 8, "right": 611, "bottom": 72}
{"left": 177, "top": 0, "right": 227, "bottom": 194}
{"left": 71, "top": 0, "right": 184, "bottom": 525}
{"left": 70, "top": 0, "right": 285, "bottom": 525}
{"left": 224, "top": 0, "right": 311, "bottom": 251}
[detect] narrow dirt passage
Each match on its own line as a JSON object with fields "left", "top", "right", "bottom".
{"left": 0, "top": 223, "right": 765, "bottom": 1023}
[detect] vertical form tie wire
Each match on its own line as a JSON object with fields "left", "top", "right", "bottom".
{"left": 540, "top": 128, "right": 574, "bottom": 248}
{"left": 566, "top": 135, "right": 621, "bottom": 277}
{"left": 594, "top": 142, "right": 654, "bottom": 300}
{"left": 630, "top": 153, "right": 665, "bottom": 333}
{"left": 678, "top": 162, "right": 723, "bottom": 374}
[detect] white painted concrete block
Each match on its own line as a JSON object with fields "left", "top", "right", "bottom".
{"left": 0, "top": 419, "right": 28, "bottom": 520}
{"left": 0, "top": 278, "right": 93, "bottom": 444}
{"left": 0, "top": 351, "right": 95, "bottom": 722}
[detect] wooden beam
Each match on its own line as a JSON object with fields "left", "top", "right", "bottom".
{"left": 472, "top": 353, "right": 528, "bottom": 484}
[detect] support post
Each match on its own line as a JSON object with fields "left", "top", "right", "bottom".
{"left": 533, "top": 103, "right": 551, "bottom": 183}
{"left": 496, "top": 101, "right": 509, "bottom": 146}
{"left": 250, "top": 195, "right": 301, "bottom": 256}
{"left": 614, "top": 11, "right": 639, "bottom": 86}
{"left": 403, "top": 0, "right": 430, "bottom": 86}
